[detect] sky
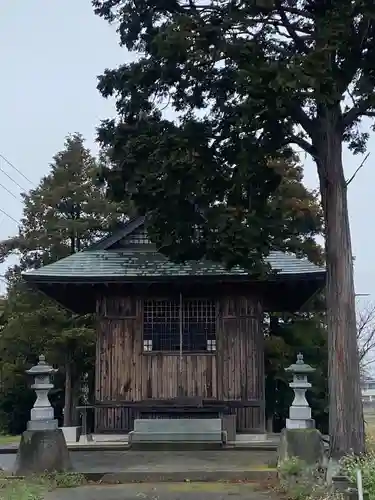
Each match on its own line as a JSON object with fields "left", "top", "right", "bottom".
{"left": 0, "top": 0, "right": 375, "bottom": 309}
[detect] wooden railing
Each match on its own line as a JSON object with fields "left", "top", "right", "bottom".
{"left": 76, "top": 398, "right": 265, "bottom": 435}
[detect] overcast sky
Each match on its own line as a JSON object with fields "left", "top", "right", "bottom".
{"left": 1, "top": 0, "right": 374, "bottom": 308}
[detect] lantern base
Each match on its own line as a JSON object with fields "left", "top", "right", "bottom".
{"left": 286, "top": 418, "right": 315, "bottom": 430}
{"left": 277, "top": 428, "right": 325, "bottom": 468}
{"left": 13, "top": 429, "right": 72, "bottom": 476}
{"left": 27, "top": 419, "right": 58, "bottom": 431}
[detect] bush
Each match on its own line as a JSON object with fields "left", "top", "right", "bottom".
{"left": 278, "top": 457, "right": 343, "bottom": 500}
{"left": 341, "top": 452, "right": 375, "bottom": 500}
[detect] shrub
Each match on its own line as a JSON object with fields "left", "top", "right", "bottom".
{"left": 278, "top": 457, "right": 343, "bottom": 500}
{"left": 341, "top": 452, "right": 375, "bottom": 500}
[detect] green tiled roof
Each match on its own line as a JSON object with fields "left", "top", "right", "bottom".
{"left": 23, "top": 248, "right": 323, "bottom": 281}
{"left": 22, "top": 217, "right": 325, "bottom": 283}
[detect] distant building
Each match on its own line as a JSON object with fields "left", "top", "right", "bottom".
{"left": 361, "top": 377, "right": 375, "bottom": 403}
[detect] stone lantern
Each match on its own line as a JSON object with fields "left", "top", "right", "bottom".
{"left": 26, "top": 354, "right": 58, "bottom": 431}
{"left": 285, "top": 352, "right": 315, "bottom": 429}
{"left": 13, "top": 354, "right": 72, "bottom": 476}
{"left": 277, "top": 353, "right": 324, "bottom": 470}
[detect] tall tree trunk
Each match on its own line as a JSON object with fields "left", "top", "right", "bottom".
{"left": 63, "top": 357, "right": 72, "bottom": 427}
{"left": 316, "top": 122, "right": 365, "bottom": 458}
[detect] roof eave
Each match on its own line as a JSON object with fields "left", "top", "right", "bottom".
{"left": 23, "top": 270, "right": 326, "bottom": 285}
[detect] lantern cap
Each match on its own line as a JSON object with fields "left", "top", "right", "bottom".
{"left": 285, "top": 353, "right": 315, "bottom": 374}
{"left": 26, "top": 355, "right": 58, "bottom": 376}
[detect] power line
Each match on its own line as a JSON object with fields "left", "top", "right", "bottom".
{"left": 0, "top": 207, "right": 19, "bottom": 226}
{"left": 0, "top": 153, "right": 34, "bottom": 187}
{"left": 0, "top": 155, "right": 31, "bottom": 227}
{"left": 0, "top": 181, "right": 18, "bottom": 201}
{"left": 0, "top": 164, "right": 27, "bottom": 192}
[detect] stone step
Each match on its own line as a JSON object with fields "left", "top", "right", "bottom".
{"left": 133, "top": 418, "right": 222, "bottom": 434}
{"left": 77, "top": 469, "right": 277, "bottom": 483}
{"left": 130, "top": 432, "right": 224, "bottom": 442}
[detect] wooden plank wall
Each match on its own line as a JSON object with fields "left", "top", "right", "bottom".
{"left": 218, "top": 296, "right": 265, "bottom": 431}
{"left": 95, "top": 292, "right": 265, "bottom": 432}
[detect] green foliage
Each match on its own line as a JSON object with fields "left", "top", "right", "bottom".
{"left": 97, "top": 120, "right": 323, "bottom": 274}
{"left": 0, "top": 134, "right": 125, "bottom": 433}
{"left": 93, "top": 0, "right": 375, "bottom": 155}
{"left": 265, "top": 304, "right": 328, "bottom": 433}
{"left": 341, "top": 452, "right": 375, "bottom": 500}
{"left": 278, "top": 456, "right": 307, "bottom": 477}
{"left": 0, "top": 133, "right": 125, "bottom": 268}
{"left": 278, "top": 457, "right": 342, "bottom": 500}
{"left": 93, "top": 0, "right": 372, "bottom": 456}
{"left": 0, "top": 472, "right": 86, "bottom": 500}
{"left": 92, "top": 0, "right": 375, "bottom": 272}
{"left": 38, "top": 472, "right": 86, "bottom": 489}
{"left": 0, "top": 480, "right": 44, "bottom": 500}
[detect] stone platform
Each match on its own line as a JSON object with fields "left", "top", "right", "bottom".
{"left": 0, "top": 449, "right": 277, "bottom": 482}
{"left": 0, "top": 434, "right": 281, "bottom": 454}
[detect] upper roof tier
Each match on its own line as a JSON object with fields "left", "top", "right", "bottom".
{"left": 23, "top": 216, "right": 325, "bottom": 283}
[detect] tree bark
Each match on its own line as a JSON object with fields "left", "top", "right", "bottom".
{"left": 316, "top": 119, "right": 365, "bottom": 458}
{"left": 63, "top": 358, "right": 72, "bottom": 427}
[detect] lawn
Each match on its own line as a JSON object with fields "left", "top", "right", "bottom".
{"left": 0, "top": 473, "right": 86, "bottom": 500}
{"left": 0, "top": 435, "right": 19, "bottom": 446}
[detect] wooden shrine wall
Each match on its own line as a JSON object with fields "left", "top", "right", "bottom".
{"left": 94, "top": 292, "right": 265, "bottom": 433}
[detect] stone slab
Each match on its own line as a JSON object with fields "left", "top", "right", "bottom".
{"left": 28, "top": 419, "right": 58, "bottom": 431}
{"left": 130, "top": 432, "right": 223, "bottom": 442}
{"left": 286, "top": 418, "right": 315, "bottom": 429}
{"left": 13, "top": 429, "right": 72, "bottom": 476}
{"left": 130, "top": 419, "right": 224, "bottom": 448}
{"left": 133, "top": 418, "right": 222, "bottom": 433}
{"left": 0, "top": 440, "right": 281, "bottom": 454}
{"left": 61, "top": 427, "right": 81, "bottom": 443}
{"left": 128, "top": 442, "right": 225, "bottom": 451}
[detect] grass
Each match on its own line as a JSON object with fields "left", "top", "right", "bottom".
{"left": 0, "top": 472, "right": 86, "bottom": 500}
{"left": 0, "top": 435, "right": 19, "bottom": 446}
{"left": 365, "top": 412, "right": 375, "bottom": 450}
{"left": 0, "top": 478, "right": 45, "bottom": 500}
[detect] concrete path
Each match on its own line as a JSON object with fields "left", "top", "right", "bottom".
{"left": 45, "top": 483, "right": 276, "bottom": 500}
{"left": 0, "top": 449, "right": 276, "bottom": 474}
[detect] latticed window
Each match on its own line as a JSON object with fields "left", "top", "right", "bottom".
{"left": 143, "top": 298, "right": 216, "bottom": 352}
{"left": 125, "top": 228, "right": 150, "bottom": 245}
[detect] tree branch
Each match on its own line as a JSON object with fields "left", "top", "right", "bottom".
{"left": 274, "top": 0, "right": 309, "bottom": 53}
{"left": 342, "top": 97, "right": 375, "bottom": 128}
{"left": 288, "top": 102, "right": 315, "bottom": 138}
{"left": 346, "top": 152, "right": 370, "bottom": 186}
{"left": 256, "top": 4, "right": 314, "bottom": 19}
{"left": 290, "top": 135, "right": 316, "bottom": 157}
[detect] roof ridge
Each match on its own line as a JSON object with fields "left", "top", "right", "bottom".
{"left": 86, "top": 216, "right": 146, "bottom": 251}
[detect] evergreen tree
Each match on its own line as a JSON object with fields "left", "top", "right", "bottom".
{"left": 0, "top": 133, "right": 126, "bottom": 429}
{"left": 265, "top": 306, "right": 328, "bottom": 434}
{"left": 93, "top": 0, "right": 372, "bottom": 456}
